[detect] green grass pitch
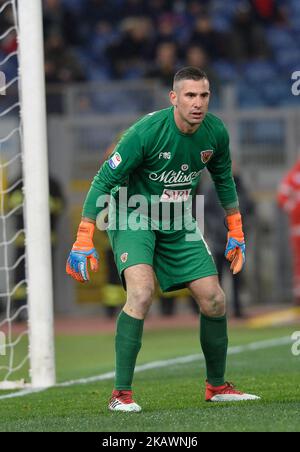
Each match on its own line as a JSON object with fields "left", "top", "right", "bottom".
{"left": 0, "top": 324, "right": 299, "bottom": 432}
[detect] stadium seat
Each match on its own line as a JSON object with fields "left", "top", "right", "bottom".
{"left": 242, "top": 60, "right": 277, "bottom": 83}
{"left": 86, "top": 65, "right": 110, "bottom": 82}
{"left": 266, "top": 27, "right": 295, "bottom": 50}
{"left": 91, "top": 86, "right": 153, "bottom": 114}
{"left": 237, "top": 81, "right": 266, "bottom": 108}
{"left": 262, "top": 79, "right": 292, "bottom": 106}
{"left": 290, "top": 15, "right": 300, "bottom": 31}
{"left": 61, "top": 0, "right": 83, "bottom": 12}
{"left": 240, "top": 120, "right": 284, "bottom": 145}
{"left": 211, "top": 15, "right": 231, "bottom": 32}
{"left": 211, "top": 0, "right": 241, "bottom": 20}
{"left": 275, "top": 48, "right": 300, "bottom": 72}
{"left": 213, "top": 60, "right": 239, "bottom": 82}
{"left": 290, "top": 0, "right": 300, "bottom": 12}
{"left": 257, "top": 121, "right": 284, "bottom": 143}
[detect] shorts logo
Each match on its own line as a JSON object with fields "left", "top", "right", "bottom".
{"left": 201, "top": 150, "right": 214, "bottom": 164}
{"left": 120, "top": 252, "right": 128, "bottom": 263}
{"left": 108, "top": 152, "right": 122, "bottom": 169}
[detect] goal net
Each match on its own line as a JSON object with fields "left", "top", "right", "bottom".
{"left": 0, "top": 0, "right": 55, "bottom": 390}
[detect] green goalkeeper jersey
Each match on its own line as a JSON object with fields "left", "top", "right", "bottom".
{"left": 83, "top": 107, "right": 238, "bottom": 228}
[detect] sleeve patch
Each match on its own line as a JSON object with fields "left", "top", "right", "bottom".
{"left": 108, "top": 152, "right": 122, "bottom": 169}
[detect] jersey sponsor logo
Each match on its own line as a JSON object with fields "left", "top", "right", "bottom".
{"left": 149, "top": 169, "right": 202, "bottom": 187}
{"left": 120, "top": 252, "right": 128, "bottom": 263}
{"left": 160, "top": 188, "right": 191, "bottom": 202}
{"left": 201, "top": 150, "right": 214, "bottom": 164}
{"left": 108, "top": 152, "right": 122, "bottom": 169}
{"left": 159, "top": 152, "right": 171, "bottom": 160}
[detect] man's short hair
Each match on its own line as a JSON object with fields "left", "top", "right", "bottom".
{"left": 173, "top": 66, "right": 208, "bottom": 89}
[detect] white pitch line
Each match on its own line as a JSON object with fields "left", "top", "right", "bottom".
{"left": 0, "top": 336, "right": 291, "bottom": 401}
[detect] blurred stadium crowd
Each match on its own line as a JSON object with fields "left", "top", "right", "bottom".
{"left": 0, "top": 0, "right": 300, "bottom": 108}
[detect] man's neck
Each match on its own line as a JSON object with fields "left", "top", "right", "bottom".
{"left": 173, "top": 109, "right": 202, "bottom": 134}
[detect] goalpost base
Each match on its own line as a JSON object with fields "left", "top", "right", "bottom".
{"left": 0, "top": 380, "right": 29, "bottom": 390}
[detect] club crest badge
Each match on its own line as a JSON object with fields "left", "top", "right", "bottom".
{"left": 120, "top": 253, "right": 128, "bottom": 263}
{"left": 201, "top": 150, "right": 214, "bottom": 164}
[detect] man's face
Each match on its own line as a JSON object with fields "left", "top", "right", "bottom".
{"left": 170, "top": 79, "right": 210, "bottom": 128}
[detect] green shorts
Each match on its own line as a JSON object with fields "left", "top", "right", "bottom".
{"left": 107, "top": 225, "right": 218, "bottom": 292}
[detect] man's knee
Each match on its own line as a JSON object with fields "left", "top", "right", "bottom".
{"left": 123, "top": 264, "right": 155, "bottom": 318}
{"left": 125, "top": 285, "right": 155, "bottom": 318}
{"left": 200, "top": 288, "right": 226, "bottom": 318}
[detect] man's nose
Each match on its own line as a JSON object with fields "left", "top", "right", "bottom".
{"left": 193, "top": 96, "right": 203, "bottom": 108}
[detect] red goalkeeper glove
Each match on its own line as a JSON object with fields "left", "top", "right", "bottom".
{"left": 66, "top": 220, "right": 99, "bottom": 283}
{"left": 224, "top": 212, "right": 246, "bottom": 275}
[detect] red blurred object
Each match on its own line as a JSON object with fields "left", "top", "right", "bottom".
{"left": 1, "top": 33, "right": 18, "bottom": 54}
{"left": 252, "top": 0, "right": 275, "bottom": 19}
{"left": 278, "top": 159, "right": 300, "bottom": 304}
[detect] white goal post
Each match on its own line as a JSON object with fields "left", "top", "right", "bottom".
{"left": 0, "top": 0, "right": 55, "bottom": 389}
{"left": 17, "top": 0, "right": 55, "bottom": 388}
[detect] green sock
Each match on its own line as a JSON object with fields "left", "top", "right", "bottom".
{"left": 115, "top": 311, "right": 144, "bottom": 390}
{"left": 200, "top": 313, "right": 228, "bottom": 387}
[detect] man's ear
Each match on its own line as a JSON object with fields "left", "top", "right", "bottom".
{"left": 169, "top": 90, "right": 177, "bottom": 107}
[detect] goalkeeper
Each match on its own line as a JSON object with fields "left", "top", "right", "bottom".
{"left": 66, "top": 67, "right": 260, "bottom": 412}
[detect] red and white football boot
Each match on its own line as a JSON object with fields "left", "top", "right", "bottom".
{"left": 205, "top": 381, "right": 260, "bottom": 402}
{"left": 109, "top": 390, "right": 142, "bottom": 412}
